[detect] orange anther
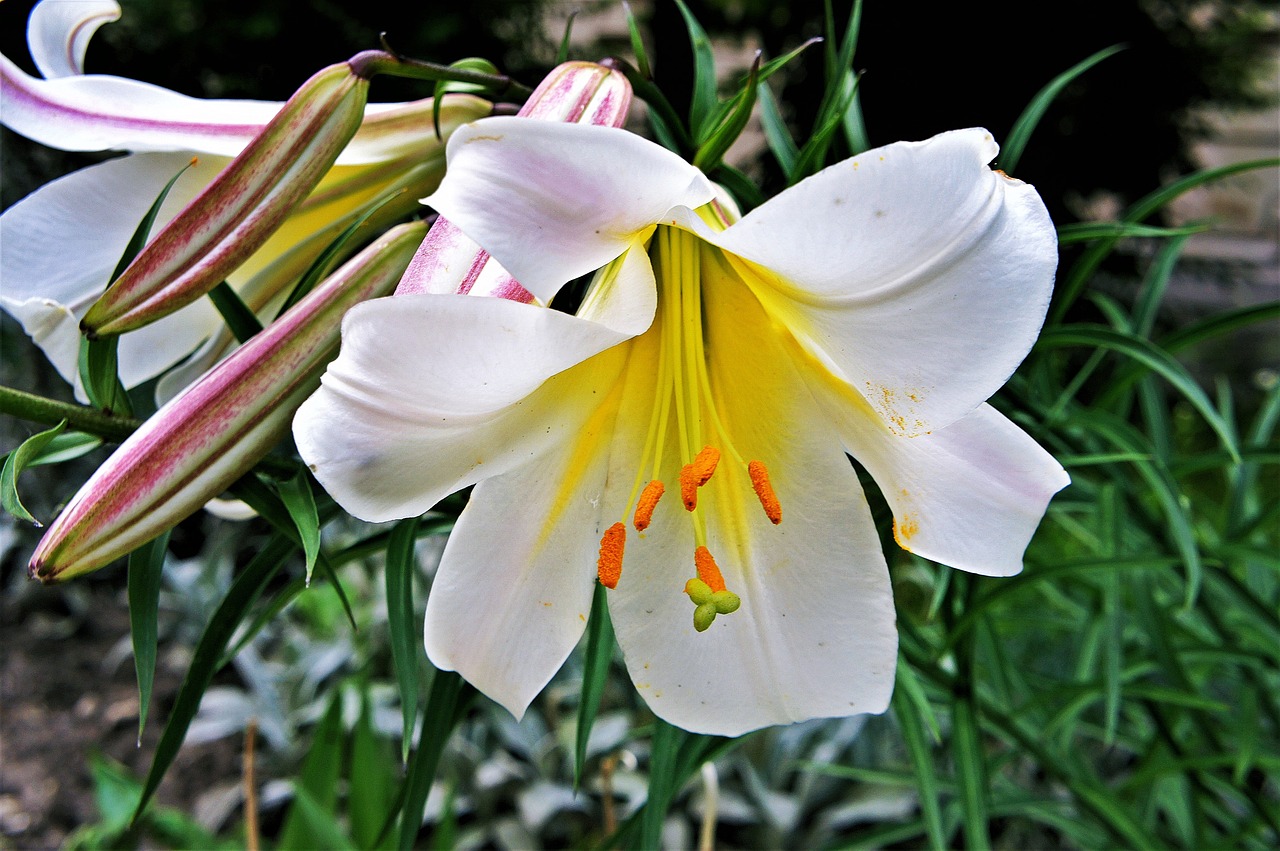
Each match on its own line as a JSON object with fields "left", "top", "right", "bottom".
{"left": 596, "top": 522, "right": 625, "bottom": 589}
{"left": 693, "top": 545, "right": 727, "bottom": 593}
{"left": 748, "top": 460, "right": 782, "bottom": 525}
{"left": 633, "top": 480, "right": 665, "bottom": 531}
{"left": 679, "top": 446, "right": 721, "bottom": 511}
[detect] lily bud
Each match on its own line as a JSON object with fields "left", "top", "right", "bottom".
{"left": 81, "top": 59, "right": 373, "bottom": 337}
{"left": 30, "top": 221, "right": 427, "bottom": 583}
{"left": 395, "top": 61, "right": 632, "bottom": 297}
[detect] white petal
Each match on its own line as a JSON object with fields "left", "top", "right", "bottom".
{"left": 705, "top": 128, "right": 1058, "bottom": 436}
{"left": 833, "top": 398, "right": 1070, "bottom": 577}
{"left": 1, "top": 54, "right": 279, "bottom": 155}
{"left": 293, "top": 294, "right": 634, "bottom": 522}
{"left": 424, "top": 117, "right": 714, "bottom": 303}
{"left": 607, "top": 255, "right": 897, "bottom": 735}
{"left": 424, "top": 438, "right": 606, "bottom": 718}
{"left": 0, "top": 151, "right": 223, "bottom": 387}
{"left": 28, "top": 0, "right": 120, "bottom": 79}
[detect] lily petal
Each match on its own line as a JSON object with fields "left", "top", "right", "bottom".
{"left": 28, "top": 0, "right": 120, "bottom": 79}
{"left": 831, "top": 399, "right": 1070, "bottom": 576}
{"left": 424, "top": 117, "right": 715, "bottom": 303}
{"left": 703, "top": 128, "right": 1057, "bottom": 435}
{"left": 0, "top": 151, "right": 221, "bottom": 388}
{"left": 423, "top": 422, "right": 615, "bottom": 718}
{"left": 293, "top": 294, "right": 638, "bottom": 522}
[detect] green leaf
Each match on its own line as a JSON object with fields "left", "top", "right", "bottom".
{"left": 286, "top": 786, "right": 358, "bottom": 851}
{"left": 640, "top": 719, "right": 681, "bottom": 850}
{"left": 622, "top": 1, "right": 652, "bottom": 80}
{"left": 20, "top": 431, "right": 103, "bottom": 467}
{"left": 2, "top": 419, "right": 69, "bottom": 524}
{"left": 674, "top": 0, "right": 717, "bottom": 137}
{"left": 758, "top": 81, "right": 799, "bottom": 175}
{"left": 132, "top": 531, "right": 297, "bottom": 824}
{"left": 279, "top": 692, "right": 347, "bottom": 850}
{"left": 351, "top": 685, "right": 399, "bottom": 850}
{"left": 712, "top": 163, "right": 766, "bottom": 211}
{"left": 279, "top": 469, "right": 322, "bottom": 584}
{"left": 694, "top": 55, "right": 760, "bottom": 171}
{"left": 892, "top": 686, "right": 947, "bottom": 850}
{"left": 386, "top": 517, "right": 421, "bottom": 764}
{"left": 433, "top": 57, "right": 501, "bottom": 139}
{"left": 840, "top": 72, "right": 871, "bottom": 156}
{"left": 1056, "top": 220, "right": 1209, "bottom": 244}
{"left": 206, "top": 281, "right": 264, "bottom": 344}
{"left": 575, "top": 581, "right": 615, "bottom": 788}
{"left": 555, "top": 11, "right": 577, "bottom": 66}
{"left": 78, "top": 334, "right": 133, "bottom": 416}
{"left": 398, "top": 669, "right": 471, "bottom": 851}
{"left": 952, "top": 692, "right": 991, "bottom": 851}
{"left": 128, "top": 531, "right": 169, "bottom": 742}
{"left": 1038, "top": 325, "right": 1241, "bottom": 463}
{"left": 998, "top": 45, "right": 1124, "bottom": 175}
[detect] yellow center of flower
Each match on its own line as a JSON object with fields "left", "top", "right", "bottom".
{"left": 594, "top": 224, "right": 783, "bottom": 632}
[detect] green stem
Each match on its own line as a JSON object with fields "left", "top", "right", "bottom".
{"left": 0, "top": 384, "right": 139, "bottom": 442}
{"left": 350, "top": 48, "right": 532, "bottom": 97}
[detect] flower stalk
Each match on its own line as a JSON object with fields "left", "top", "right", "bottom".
{"left": 30, "top": 221, "right": 427, "bottom": 583}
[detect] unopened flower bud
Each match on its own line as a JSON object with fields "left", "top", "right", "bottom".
{"left": 30, "top": 221, "right": 426, "bottom": 582}
{"left": 82, "top": 59, "right": 373, "bottom": 337}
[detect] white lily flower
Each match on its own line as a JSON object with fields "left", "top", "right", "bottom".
{"left": 293, "top": 117, "right": 1070, "bottom": 735}
{"left": 0, "top": 0, "right": 489, "bottom": 397}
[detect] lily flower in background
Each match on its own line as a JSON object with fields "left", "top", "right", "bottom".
{"left": 1, "top": 0, "right": 490, "bottom": 398}
{"left": 28, "top": 222, "right": 427, "bottom": 583}
{"left": 294, "top": 118, "right": 1070, "bottom": 735}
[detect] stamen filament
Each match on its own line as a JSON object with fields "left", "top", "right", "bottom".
{"left": 596, "top": 522, "right": 625, "bottom": 589}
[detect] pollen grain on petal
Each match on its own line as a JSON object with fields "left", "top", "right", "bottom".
{"left": 597, "top": 522, "right": 626, "bottom": 589}
{"left": 747, "top": 460, "right": 782, "bottom": 524}
{"left": 694, "top": 545, "right": 727, "bottom": 593}
{"left": 633, "top": 480, "right": 665, "bottom": 531}
{"left": 679, "top": 445, "right": 721, "bottom": 511}
{"left": 892, "top": 516, "right": 919, "bottom": 551}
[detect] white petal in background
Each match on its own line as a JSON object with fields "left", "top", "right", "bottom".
{"left": 27, "top": 0, "right": 120, "bottom": 79}
{"left": 0, "top": 151, "right": 226, "bottom": 389}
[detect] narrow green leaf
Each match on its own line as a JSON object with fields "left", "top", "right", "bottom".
{"left": 895, "top": 658, "right": 942, "bottom": 742}
{"left": 206, "top": 281, "right": 264, "bottom": 344}
{"left": 712, "top": 163, "right": 766, "bottom": 211}
{"left": 20, "top": 431, "right": 102, "bottom": 467}
{"left": 640, "top": 719, "right": 681, "bottom": 850}
{"left": 279, "top": 692, "right": 347, "bottom": 850}
{"left": 840, "top": 72, "right": 870, "bottom": 156}
{"left": 219, "top": 577, "right": 306, "bottom": 668}
{"left": 132, "top": 532, "right": 297, "bottom": 824}
{"left": 386, "top": 517, "right": 421, "bottom": 764}
{"left": 673, "top": 0, "right": 717, "bottom": 137}
{"left": 758, "top": 81, "right": 799, "bottom": 176}
{"left": 892, "top": 686, "right": 947, "bottom": 851}
{"left": 1038, "top": 325, "right": 1241, "bottom": 463}
{"left": 1052, "top": 157, "right": 1280, "bottom": 324}
{"left": 1056, "top": 220, "right": 1209, "bottom": 244}
{"left": 397, "top": 669, "right": 471, "bottom": 851}
{"left": 1132, "top": 233, "right": 1193, "bottom": 339}
{"left": 575, "top": 581, "right": 615, "bottom": 788}
{"left": 1098, "top": 484, "right": 1123, "bottom": 745}
{"left": 78, "top": 334, "right": 133, "bottom": 416}
{"left": 351, "top": 685, "right": 398, "bottom": 850}
{"left": 951, "top": 696, "right": 991, "bottom": 851}
{"left": 622, "top": 2, "right": 652, "bottom": 80}
{"left": 555, "top": 11, "right": 577, "bottom": 66}
{"left": 285, "top": 785, "right": 358, "bottom": 851}
{"left": 999, "top": 45, "right": 1124, "bottom": 175}
{"left": 279, "top": 469, "right": 322, "bottom": 584}
{"left": 694, "top": 55, "right": 760, "bottom": 170}
{"left": 128, "top": 531, "right": 170, "bottom": 743}
{"left": 2, "top": 419, "right": 68, "bottom": 524}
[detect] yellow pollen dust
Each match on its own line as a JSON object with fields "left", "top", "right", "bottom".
{"left": 748, "top": 460, "right": 782, "bottom": 525}
{"left": 596, "top": 522, "right": 625, "bottom": 589}
{"left": 679, "top": 445, "right": 721, "bottom": 511}
{"left": 633, "top": 480, "right": 665, "bottom": 531}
